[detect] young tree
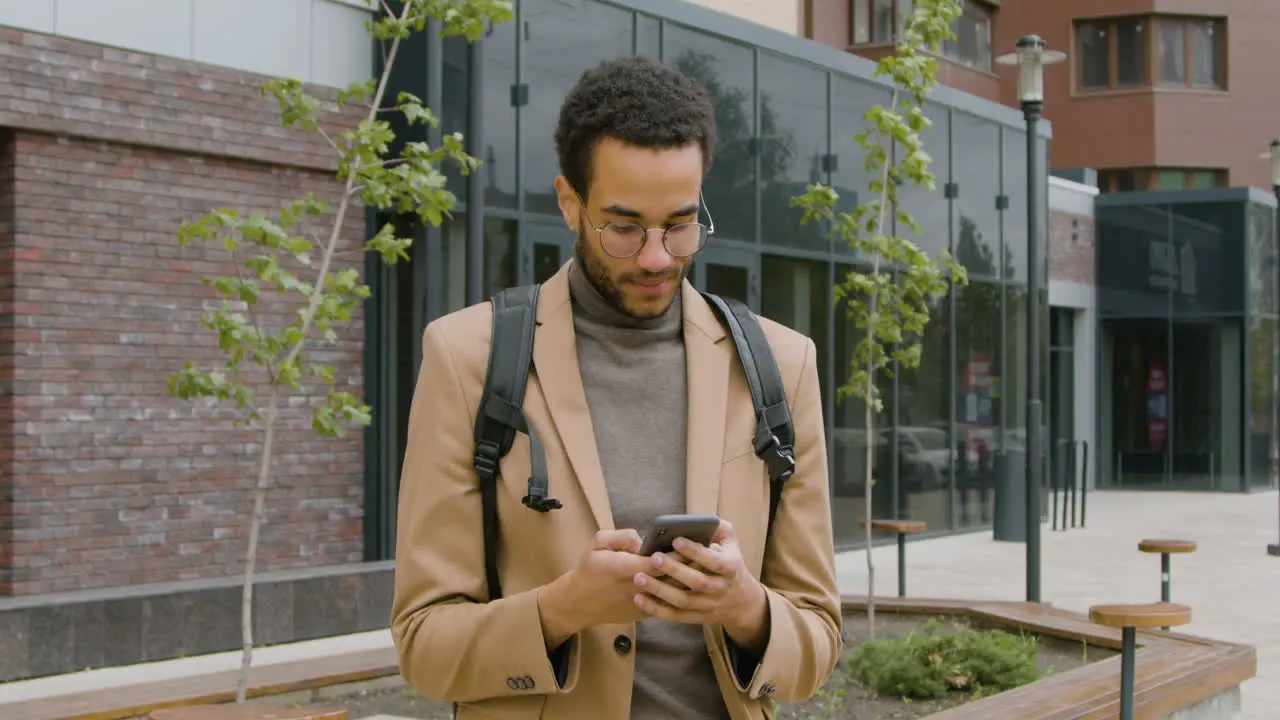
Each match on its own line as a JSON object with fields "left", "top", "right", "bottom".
{"left": 166, "top": 0, "right": 513, "bottom": 703}
{"left": 793, "top": 0, "right": 967, "bottom": 637}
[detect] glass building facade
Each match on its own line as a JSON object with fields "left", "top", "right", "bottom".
{"left": 361, "top": 0, "right": 1050, "bottom": 558}
{"left": 1096, "top": 188, "right": 1280, "bottom": 492}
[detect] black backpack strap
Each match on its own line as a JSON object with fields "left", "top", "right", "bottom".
{"left": 701, "top": 293, "right": 796, "bottom": 538}
{"left": 473, "top": 284, "right": 561, "bottom": 603}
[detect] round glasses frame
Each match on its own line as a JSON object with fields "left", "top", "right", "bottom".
{"left": 578, "top": 191, "right": 717, "bottom": 260}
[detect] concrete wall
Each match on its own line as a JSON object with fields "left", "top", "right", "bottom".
{"left": 0, "top": 0, "right": 373, "bottom": 89}
{"left": 688, "top": 0, "right": 801, "bottom": 36}
{"left": 1048, "top": 175, "right": 1100, "bottom": 488}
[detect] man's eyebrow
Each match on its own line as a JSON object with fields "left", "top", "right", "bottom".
{"left": 600, "top": 203, "right": 699, "bottom": 220}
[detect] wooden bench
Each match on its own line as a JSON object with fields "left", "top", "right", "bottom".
{"left": 1138, "top": 538, "right": 1196, "bottom": 625}
{"left": 1089, "top": 602, "right": 1192, "bottom": 720}
{"left": 151, "top": 703, "right": 348, "bottom": 720}
{"left": 861, "top": 519, "right": 927, "bottom": 597}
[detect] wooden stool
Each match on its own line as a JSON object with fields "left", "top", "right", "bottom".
{"left": 861, "top": 519, "right": 927, "bottom": 597}
{"left": 151, "top": 703, "right": 348, "bottom": 720}
{"left": 1138, "top": 538, "right": 1196, "bottom": 626}
{"left": 1089, "top": 602, "right": 1192, "bottom": 720}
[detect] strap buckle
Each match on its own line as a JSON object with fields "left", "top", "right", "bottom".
{"left": 522, "top": 484, "right": 563, "bottom": 513}
{"left": 755, "top": 432, "right": 796, "bottom": 482}
{"left": 474, "top": 440, "right": 501, "bottom": 480}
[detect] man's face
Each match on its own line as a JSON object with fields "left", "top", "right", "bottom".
{"left": 555, "top": 136, "right": 703, "bottom": 320}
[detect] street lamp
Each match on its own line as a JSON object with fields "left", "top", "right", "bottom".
{"left": 996, "top": 35, "right": 1066, "bottom": 604}
{"left": 1262, "top": 139, "right": 1280, "bottom": 558}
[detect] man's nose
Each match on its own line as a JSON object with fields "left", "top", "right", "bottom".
{"left": 634, "top": 229, "right": 674, "bottom": 273}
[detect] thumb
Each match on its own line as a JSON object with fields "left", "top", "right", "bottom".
{"left": 593, "top": 529, "right": 643, "bottom": 553}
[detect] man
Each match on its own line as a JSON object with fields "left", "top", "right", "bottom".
{"left": 391, "top": 55, "right": 841, "bottom": 719}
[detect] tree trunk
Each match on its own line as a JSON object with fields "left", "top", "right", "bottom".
{"left": 236, "top": 389, "right": 280, "bottom": 704}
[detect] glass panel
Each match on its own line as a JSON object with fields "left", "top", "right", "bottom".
{"left": 636, "top": 13, "right": 660, "bottom": 59}
{"left": 705, "top": 263, "right": 750, "bottom": 305}
{"left": 1108, "top": 318, "right": 1171, "bottom": 487}
{"left": 1249, "top": 201, "right": 1278, "bottom": 316}
{"left": 1115, "top": 18, "right": 1148, "bottom": 86}
{"left": 943, "top": 0, "right": 991, "bottom": 70}
{"left": 523, "top": 0, "right": 634, "bottom": 214}
{"left": 1157, "top": 18, "right": 1186, "bottom": 84}
{"left": 897, "top": 285, "right": 952, "bottom": 533}
{"left": 1189, "top": 19, "right": 1221, "bottom": 87}
{"left": 482, "top": 18, "right": 517, "bottom": 208}
{"left": 873, "top": 0, "right": 894, "bottom": 42}
{"left": 442, "top": 36, "right": 470, "bottom": 198}
{"left": 831, "top": 262, "right": 894, "bottom": 547}
{"left": 664, "top": 24, "right": 757, "bottom": 243}
{"left": 1077, "top": 22, "right": 1110, "bottom": 89}
{"left": 758, "top": 53, "right": 828, "bottom": 251}
{"left": 896, "top": 103, "right": 950, "bottom": 259}
{"left": 852, "top": 0, "right": 870, "bottom": 44}
{"left": 1002, "top": 128, "right": 1028, "bottom": 282}
{"left": 761, "top": 255, "right": 831, "bottom": 425}
{"left": 1156, "top": 170, "right": 1185, "bottom": 190}
{"left": 1003, "top": 285, "right": 1027, "bottom": 454}
{"left": 954, "top": 282, "right": 999, "bottom": 529}
{"left": 1190, "top": 171, "right": 1218, "bottom": 189}
{"left": 830, "top": 76, "right": 892, "bottom": 256}
{"left": 1171, "top": 319, "right": 1241, "bottom": 490}
{"left": 533, "top": 238, "right": 569, "bottom": 284}
{"left": 439, "top": 214, "right": 518, "bottom": 310}
{"left": 954, "top": 112, "right": 1000, "bottom": 279}
{"left": 1166, "top": 201, "right": 1246, "bottom": 318}
{"left": 1248, "top": 315, "right": 1278, "bottom": 487}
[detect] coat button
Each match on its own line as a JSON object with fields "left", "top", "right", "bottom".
{"left": 613, "top": 634, "right": 632, "bottom": 655}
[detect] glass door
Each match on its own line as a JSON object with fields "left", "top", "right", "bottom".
{"left": 521, "top": 221, "right": 575, "bottom": 286}
{"left": 691, "top": 244, "right": 759, "bottom": 312}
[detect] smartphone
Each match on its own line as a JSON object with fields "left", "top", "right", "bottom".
{"left": 637, "top": 513, "right": 722, "bottom": 556}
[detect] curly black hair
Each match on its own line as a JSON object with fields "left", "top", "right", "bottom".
{"left": 554, "top": 55, "right": 717, "bottom": 199}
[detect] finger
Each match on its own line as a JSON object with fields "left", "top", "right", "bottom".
{"left": 650, "top": 552, "right": 726, "bottom": 594}
{"left": 595, "top": 529, "right": 643, "bottom": 553}
{"left": 672, "top": 537, "right": 733, "bottom": 576}
{"left": 633, "top": 591, "right": 706, "bottom": 624}
{"left": 633, "top": 572, "right": 718, "bottom": 611}
{"left": 711, "top": 519, "right": 736, "bottom": 544}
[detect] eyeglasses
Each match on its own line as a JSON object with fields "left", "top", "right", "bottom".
{"left": 578, "top": 190, "right": 716, "bottom": 259}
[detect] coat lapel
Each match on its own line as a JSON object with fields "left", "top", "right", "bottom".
{"left": 681, "top": 281, "right": 731, "bottom": 516}
{"left": 531, "top": 263, "right": 614, "bottom": 532}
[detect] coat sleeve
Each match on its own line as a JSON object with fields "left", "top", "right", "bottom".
{"left": 716, "top": 337, "right": 843, "bottom": 702}
{"left": 390, "top": 321, "right": 581, "bottom": 703}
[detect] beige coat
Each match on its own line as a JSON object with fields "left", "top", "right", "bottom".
{"left": 391, "top": 262, "right": 842, "bottom": 719}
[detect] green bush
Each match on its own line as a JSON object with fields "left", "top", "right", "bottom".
{"left": 847, "top": 618, "right": 1043, "bottom": 700}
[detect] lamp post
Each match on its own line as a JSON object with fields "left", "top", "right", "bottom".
{"left": 1264, "top": 138, "right": 1280, "bottom": 558}
{"left": 996, "top": 35, "right": 1066, "bottom": 603}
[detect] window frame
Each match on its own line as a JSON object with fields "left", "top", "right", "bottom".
{"left": 850, "top": 0, "right": 995, "bottom": 71}
{"left": 1073, "top": 13, "right": 1227, "bottom": 94}
{"left": 1096, "top": 167, "right": 1229, "bottom": 193}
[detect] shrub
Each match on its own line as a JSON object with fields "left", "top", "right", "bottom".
{"left": 847, "top": 618, "right": 1043, "bottom": 700}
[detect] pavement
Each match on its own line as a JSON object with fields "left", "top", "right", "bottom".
{"left": 835, "top": 489, "right": 1280, "bottom": 720}
{"left": 0, "top": 489, "right": 1273, "bottom": 719}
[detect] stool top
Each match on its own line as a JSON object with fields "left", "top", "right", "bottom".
{"left": 1089, "top": 602, "right": 1191, "bottom": 630}
{"left": 1138, "top": 538, "right": 1197, "bottom": 554}
{"left": 860, "top": 518, "right": 927, "bottom": 534}
{"left": 151, "top": 704, "right": 349, "bottom": 720}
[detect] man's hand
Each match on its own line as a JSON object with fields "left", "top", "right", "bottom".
{"left": 631, "top": 520, "right": 771, "bottom": 651}
{"left": 538, "top": 529, "right": 657, "bottom": 648}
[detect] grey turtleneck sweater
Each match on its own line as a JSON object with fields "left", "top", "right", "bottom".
{"left": 567, "top": 262, "right": 730, "bottom": 720}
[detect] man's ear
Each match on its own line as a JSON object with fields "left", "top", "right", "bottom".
{"left": 553, "top": 175, "right": 578, "bottom": 232}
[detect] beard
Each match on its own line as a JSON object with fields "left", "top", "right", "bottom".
{"left": 574, "top": 227, "right": 686, "bottom": 320}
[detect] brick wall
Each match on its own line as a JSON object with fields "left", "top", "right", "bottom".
{"left": 1049, "top": 209, "right": 1096, "bottom": 286}
{"left": 0, "top": 28, "right": 369, "bottom": 596}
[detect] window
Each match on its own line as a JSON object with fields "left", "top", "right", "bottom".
{"left": 852, "top": 0, "right": 992, "bottom": 70}
{"left": 941, "top": 0, "right": 992, "bottom": 70}
{"left": 851, "top": 0, "right": 896, "bottom": 45}
{"left": 1096, "top": 168, "right": 1228, "bottom": 193}
{"left": 1075, "top": 15, "right": 1225, "bottom": 92}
